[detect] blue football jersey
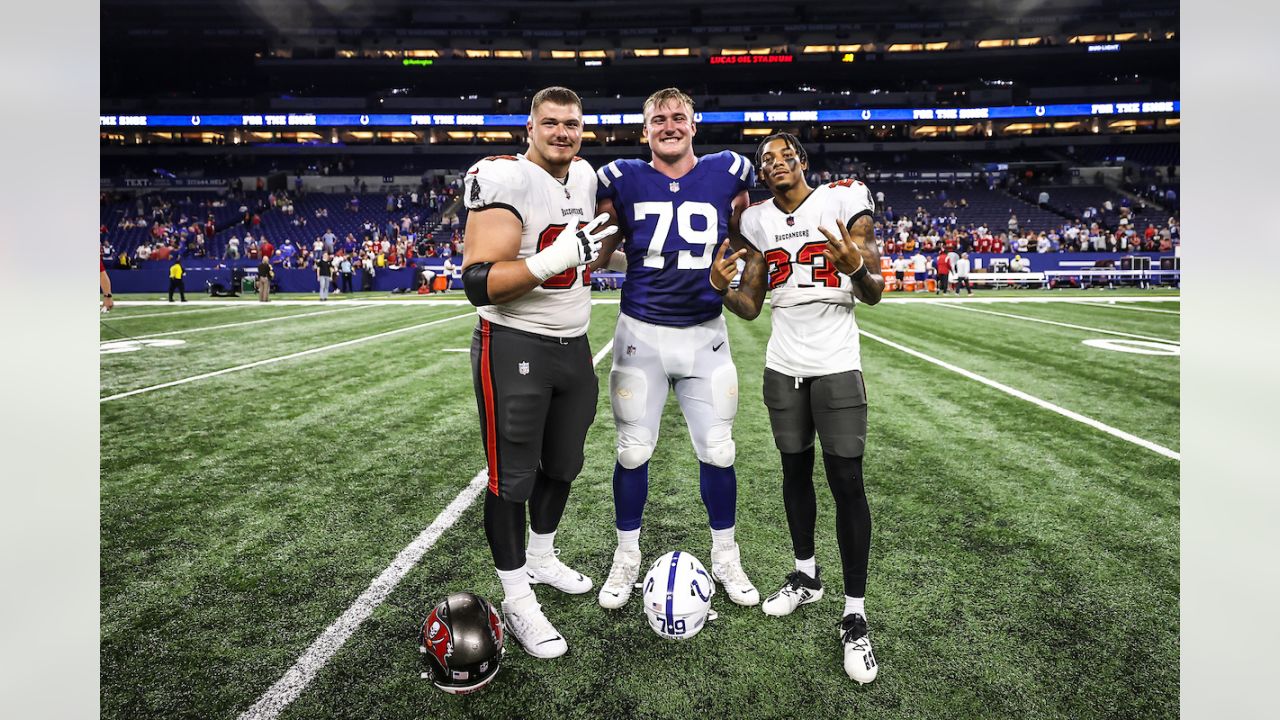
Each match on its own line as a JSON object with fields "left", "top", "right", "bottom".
{"left": 597, "top": 150, "right": 755, "bottom": 327}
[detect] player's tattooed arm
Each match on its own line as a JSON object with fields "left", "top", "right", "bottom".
{"left": 589, "top": 198, "right": 625, "bottom": 272}
{"left": 724, "top": 238, "right": 767, "bottom": 320}
{"left": 715, "top": 189, "right": 766, "bottom": 319}
{"left": 818, "top": 214, "right": 884, "bottom": 305}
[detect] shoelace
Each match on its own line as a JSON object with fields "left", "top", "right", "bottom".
{"left": 716, "top": 558, "right": 753, "bottom": 588}
{"left": 782, "top": 570, "right": 813, "bottom": 592}
{"left": 509, "top": 603, "right": 555, "bottom": 639}
{"left": 604, "top": 555, "right": 639, "bottom": 586}
{"left": 839, "top": 615, "right": 870, "bottom": 646}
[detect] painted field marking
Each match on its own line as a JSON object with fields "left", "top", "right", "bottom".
{"left": 1082, "top": 339, "right": 1180, "bottom": 356}
{"left": 236, "top": 338, "right": 614, "bottom": 720}
{"left": 859, "top": 329, "right": 1180, "bottom": 461}
{"left": 1068, "top": 300, "right": 1181, "bottom": 316}
{"left": 100, "top": 311, "right": 475, "bottom": 403}
{"left": 101, "top": 306, "right": 371, "bottom": 342}
{"left": 935, "top": 303, "right": 1179, "bottom": 344}
{"left": 102, "top": 306, "right": 244, "bottom": 320}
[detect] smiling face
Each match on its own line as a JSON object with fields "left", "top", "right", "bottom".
{"left": 643, "top": 97, "right": 697, "bottom": 165}
{"left": 757, "top": 136, "right": 808, "bottom": 193}
{"left": 526, "top": 101, "right": 583, "bottom": 167}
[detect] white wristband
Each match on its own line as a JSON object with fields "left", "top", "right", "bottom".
{"left": 525, "top": 253, "right": 560, "bottom": 282}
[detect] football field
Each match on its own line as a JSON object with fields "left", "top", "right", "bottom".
{"left": 100, "top": 289, "right": 1180, "bottom": 720}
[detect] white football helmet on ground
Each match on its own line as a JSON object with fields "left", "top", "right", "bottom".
{"left": 642, "top": 551, "right": 716, "bottom": 639}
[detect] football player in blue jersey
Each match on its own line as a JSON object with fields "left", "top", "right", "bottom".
{"left": 590, "top": 88, "right": 760, "bottom": 610}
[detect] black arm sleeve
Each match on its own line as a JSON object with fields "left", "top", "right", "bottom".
{"left": 462, "top": 262, "right": 495, "bottom": 307}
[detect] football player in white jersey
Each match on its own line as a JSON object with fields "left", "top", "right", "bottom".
{"left": 460, "top": 86, "right": 617, "bottom": 660}
{"left": 710, "top": 133, "right": 883, "bottom": 684}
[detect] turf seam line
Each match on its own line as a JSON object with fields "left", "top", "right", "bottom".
{"left": 859, "top": 329, "right": 1180, "bottom": 460}
{"left": 236, "top": 338, "right": 614, "bottom": 720}
{"left": 100, "top": 311, "right": 476, "bottom": 403}
{"left": 101, "top": 305, "right": 372, "bottom": 342}
{"left": 933, "top": 302, "right": 1179, "bottom": 344}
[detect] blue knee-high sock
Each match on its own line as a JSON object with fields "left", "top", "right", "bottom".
{"left": 699, "top": 462, "right": 737, "bottom": 530}
{"left": 613, "top": 461, "right": 649, "bottom": 531}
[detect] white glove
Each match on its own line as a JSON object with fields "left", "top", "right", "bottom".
{"left": 525, "top": 212, "right": 616, "bottom": 282}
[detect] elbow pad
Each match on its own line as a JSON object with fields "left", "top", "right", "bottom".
{"left": 463, "top": 262, "right": 494, "bottom": 307}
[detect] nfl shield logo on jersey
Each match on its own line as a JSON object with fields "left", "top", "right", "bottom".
{"left": 518, "top": 362, "right": 530, "bottom": 375}
{"left": 786, "top": 216, "right": 796, "bottom": 226}
{"left": 669, "top": 181, "right": 680, "bottom": 193}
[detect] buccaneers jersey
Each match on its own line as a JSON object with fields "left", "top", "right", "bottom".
{"left": 464, "top": 153, "right": 598, "bottom": 337}
{"left": 739, "top": 179, "right": 876, "bottom": 378}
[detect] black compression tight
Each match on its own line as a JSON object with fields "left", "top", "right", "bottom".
{"left": 780, "top": 447, "right": 818, "bottom": 561}
{"left": 484, "top": 469, "right": 572, "bottom": 571}
{"left": 823, "top": 453, "right": 871, "bottom": 598}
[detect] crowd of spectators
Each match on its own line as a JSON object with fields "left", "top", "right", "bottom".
{"left": 102, "top": 177, "right": 466, "bottom": 274}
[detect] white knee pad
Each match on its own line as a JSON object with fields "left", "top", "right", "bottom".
{"left": 702, "top": 436, "right": 736, "bottom": 468}
{"left": 710, "top": 363, "right": 739, "bottom": 421}
{"left": 617, "top": 441, "right": 655, "bottom": 470}
{"left": 610, "top": 366, "right": 648, "bottom": 423}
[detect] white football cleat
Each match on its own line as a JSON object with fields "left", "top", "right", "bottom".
{"left": 710, "top": 543, "right": 759, "bottom": 606}
{"left": 597, "top": 547, "right": 642, "bottom": 609}
{"left": 761, "top": 568, "right": 824, "bottom": 617}
{"left": 501, "top": 593, "right": 567, "bottom": 659}
{"left": 839, "top": 613, "right": 879, "bottom": 684}
{"left": 525, "top": 548, "right": 593, "bottom": 594}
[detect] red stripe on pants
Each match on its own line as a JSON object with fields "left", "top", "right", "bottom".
{"left": 480, "top": 319, "right": 500, "bottom": 495}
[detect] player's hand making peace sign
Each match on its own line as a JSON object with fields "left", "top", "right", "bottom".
{"left": 817, "top": 220, "right": 867, "bottom": 277}
{"left": 709, "top": 239, "right": 749, "bottom": 293}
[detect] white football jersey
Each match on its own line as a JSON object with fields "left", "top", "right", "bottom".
{"left": 739, "top": 180, "right": 876, "bottom": 378}
{"left": 463, "top": 153, "right": 598, "bottom": 337}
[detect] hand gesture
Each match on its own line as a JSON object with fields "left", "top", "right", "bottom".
{"left": 710, "top": 239, "right": 747, "bottom": 293}
{"left": 817, "top": 220, "right": 866, "bottom": 276}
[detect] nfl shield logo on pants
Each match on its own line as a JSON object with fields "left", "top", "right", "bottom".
{"left": 518, "top": 361, "right": 530, "bottom": 375}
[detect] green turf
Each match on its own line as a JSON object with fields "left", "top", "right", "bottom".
{"left": 101, "top": 293, "right": 1179, "bottom": 720}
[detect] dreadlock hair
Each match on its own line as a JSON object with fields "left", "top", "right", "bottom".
{"left": 754, "top": 132, "right": 808, "bottom": 175}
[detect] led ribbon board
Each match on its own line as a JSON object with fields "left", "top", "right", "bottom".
{"left": 99, "top": 101, "right": 1179, "bottom": 128}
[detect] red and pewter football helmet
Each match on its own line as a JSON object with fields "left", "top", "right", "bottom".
{"left": 419, "top": 591, "right": 505, "bottom": 694}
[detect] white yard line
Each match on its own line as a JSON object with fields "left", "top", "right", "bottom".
{"left": 236, "top": 338, "right": 615, "bottom": 720}
{"left": 100, "top": 311, "right": 476, "bottom": 403}
{"left": 859, "top": 329, "right": 1180, "bottom": 460}
{"left": 935, "top": 303, "right": 1180, "bottom": 344}
{"left": 102, "top": 306, "right": 244, "bottom": 320}
{"left": 1067, "top": 300, "right": 1181, "bottom": 316}
{"left": 873, "top": 295, "right": 1179, "bottom": 305}
{"left": 101, "top": 306, "right": 371, "bottom": 342}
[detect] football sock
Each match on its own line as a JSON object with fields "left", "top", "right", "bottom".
{"left": 483, "top": 491, "right": 527, "bottom": 572}
{"left": 528, "top": 468, "right": 571, "bottom": 535}
{"left": 698, "top": 462, "right": 737, "bottom": 531}
{"left": 497, "top": 566, "right": 533, "bottom": 604}
{"left": 612, "top": 461, "right": 649, "bottom": 532}
{"left": 823, "top": 453, "right": 871, "bottom": 598}
{"left": 527, "top": 529, "right": 555, "bottom": 556}
{"left": 795, "top": 556, "right": 817, "bottom": 579}
{"left": 844, "top": 595, "right": 866, "bottom": 619}
{"left": 780, "top": 447, "right": 817, "bottom": 561}
{"left": 616, "top": 528, "right": 641, "bottom": 553}
{"left": 710, "top": 526, "right": 736, "bottom": 551}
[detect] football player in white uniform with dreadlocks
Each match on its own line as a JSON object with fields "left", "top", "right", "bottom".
{"left": 709, "top": 132, "right": 883, "bottom": 684}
